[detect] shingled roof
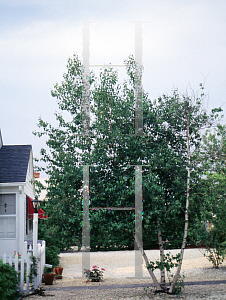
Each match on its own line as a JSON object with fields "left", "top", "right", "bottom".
{"left": 0, "top": 145, "right": 32, "bottom": 183}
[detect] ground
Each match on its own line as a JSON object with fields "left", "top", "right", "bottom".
{"left": 25, "top": 249, "right": 226, "bottom": 299}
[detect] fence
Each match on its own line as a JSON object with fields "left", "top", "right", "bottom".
{"left": 0, "top": 240, "right": 46, "bottom": 295}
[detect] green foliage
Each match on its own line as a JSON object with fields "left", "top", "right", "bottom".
{"left": 196, "top": 124, "right": 226, "bottom": 266}
{"left": 147, "top": 253, "right": 185, "bottom": 294}
{"left": 45, "top": 245, "right": 60, "bottom": 267}
{"left": 34, "top": 54, "right": 223, "bottom": 257}
{"left": 29, "top": 256, "right": 39, "bottom": 283}
{"left": 169, "top": 274, "right": 185, "bottom": 295}
{"left": 38, "top": 220, "right": 61, "bottom": 267}
{"left": 0, "top": 260, "right": 20, "bottom": 300}
{"left": 147, "top": 252, "right": 181, "bottom": 272}
{"left": 89, "top": 210, "right": 134, "bottom": 251}
{"left": 203, "top": 227, "right": 226, "bottom": 268}
{"left": 43, "top": 266, "right": 53, "bottom": 274}
{"left": 198, "top": 125, "right": 226, "bottom": 220}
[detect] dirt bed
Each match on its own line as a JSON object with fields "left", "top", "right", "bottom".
{"left": 26, "top": 249, "right": 226, "bottom": 299}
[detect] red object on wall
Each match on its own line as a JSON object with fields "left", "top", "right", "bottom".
{"left": 28, "top": 197, "right": 34, "bottom": 220}
{"left": 28, "top": 197, "right": 48, "bottom": 219}
{"left": 38, "top": 208, "right": 48, "bottom": 219}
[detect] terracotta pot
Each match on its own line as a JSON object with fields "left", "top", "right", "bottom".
{"left": 55, "top": 275, "right": 63, "bottom": 280}
{"left": 43, "top": 273, "right": 55, "bottom": 285}
{"left": 54, "top": 267, "right": 63, "bottom": 275}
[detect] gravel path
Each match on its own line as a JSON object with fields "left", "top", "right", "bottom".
{"left": 59, "top": 248, "right": 225, "bottom": 280}
{"left": 26, "top": 249, "right": 226, "bottom": 299}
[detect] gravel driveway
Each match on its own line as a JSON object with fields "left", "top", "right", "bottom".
{"left": 26, "top": 248, "right": 226, "bottom": 299}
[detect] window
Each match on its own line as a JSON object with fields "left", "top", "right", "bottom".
{"left": 26, "top": 196, "right": 33, "bottom": 235}
{"left": 0, "top": 194, "right": 16, "bottom": 238}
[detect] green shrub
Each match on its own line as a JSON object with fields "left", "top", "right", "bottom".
{"left": 45, "top": 245, "right": 60, "bottom": 267}
{"left": 204, "top": 227, "right": 226, "bottom": 268}
{"left": 43, "top": 266, "right": 53, "bottom": 274}
{"left": 0, "top": 260, "right": 20, "bottom": 300}
{"left": 38, "top": 220, "right": 61, "bottom": 267}
{"left": 29, "top": 256, "right": 39, "bottom": 283}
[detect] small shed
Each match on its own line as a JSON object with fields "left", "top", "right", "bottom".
{"left": 0, "top": 129, "right": 35, "bottom": 256}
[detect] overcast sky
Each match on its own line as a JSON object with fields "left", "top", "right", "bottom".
{"left": 0, "top": 0, "right": 225, "bottom": 174}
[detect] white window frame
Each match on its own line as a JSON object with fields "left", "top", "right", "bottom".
{"left": 0, "top": 193, "right": 17, "bottom": 239}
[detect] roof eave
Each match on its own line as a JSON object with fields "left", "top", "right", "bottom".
{"left": 0, "top": 182, "right": 26, "bottom": 187}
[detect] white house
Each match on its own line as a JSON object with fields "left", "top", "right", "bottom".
{"left": 0, "top": 129, "right": 36, "bottom": 256}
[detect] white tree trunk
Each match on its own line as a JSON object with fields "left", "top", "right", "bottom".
{"left": 157, "top": 227, "right": 166, "bottom": 289}
{"left": 169, "top": 120, "right": 190, "bottom": 294}
{"left": 135, "top": 233, "right": 162, "bottom": 291}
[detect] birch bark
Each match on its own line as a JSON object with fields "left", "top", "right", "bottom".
{"left": 157, "top": 227, "right": 166, "bottom": 289}
{"left": 135, "top": 233, "right": 162, "bottom": 291}
{"left": 169, "top": 117, "right": 190, "bottom": 294}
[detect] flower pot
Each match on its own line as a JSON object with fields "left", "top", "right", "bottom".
{"left": 43, "top": 273, "right": 55, "bottom": 285}
{"left": 55, "top": 275, "right": 63, "bottom": 280}
{"left": 54, "top": 267, "right": 63, "bottom": 275}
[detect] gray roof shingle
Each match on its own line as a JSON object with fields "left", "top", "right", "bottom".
{"left": 0, "top": 145, "right": 32, "bottom": 183}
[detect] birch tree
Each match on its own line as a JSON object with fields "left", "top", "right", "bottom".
{"left": 143, "top": 88, "right": 221, "bottom": 293}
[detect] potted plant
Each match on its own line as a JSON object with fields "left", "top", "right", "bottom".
{"left": 84, "top": 265, "right": 105, "bottom": 282}
{"left": 54, "top": 266, "right": 63, "bottom": 279}
{"left": 43, "top": 266, "right": 55, "bottom": 285}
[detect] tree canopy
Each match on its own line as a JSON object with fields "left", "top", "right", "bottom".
{"left": 34, "top": 54, "right": 224, "bottom": 293}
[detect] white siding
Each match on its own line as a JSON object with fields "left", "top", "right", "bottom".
{"left": 0, "top": 149, "right": 35, "bottom": 256}
{"left": 0, "top": 129, "right": 3, "bottom": 149}
{"left": 24, "top": 150, "right": 35, "bottom": 198}
{"left": 24, "top": 150, "right": 35, "bottom": 241}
